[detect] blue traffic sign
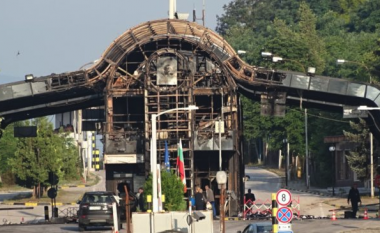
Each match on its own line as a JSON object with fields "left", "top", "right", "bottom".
{"left": 276, "top": 207, "right": 293, "bottom": 224}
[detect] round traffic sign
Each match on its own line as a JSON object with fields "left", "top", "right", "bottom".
{"left": 47, "top": 188, "right": 57, "bottom": 199}
{"left": 276, "top": 189, "right": 292, "bottom": 206}
{"left": 276, "top": 207, "right": 293, "bottom": 224}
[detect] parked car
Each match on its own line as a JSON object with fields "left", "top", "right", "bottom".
{"left": 77, "top": 191, "right": 122, "bottom": 231}
{"left": 237, "top": 221, "right": 273, "bottom": 233}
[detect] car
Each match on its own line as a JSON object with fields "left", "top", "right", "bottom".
{"left": 237, "top": 221, "right": 273, "bottom": 233}
{"left": 77, "top": 191, "right": 122, "bottom": 231}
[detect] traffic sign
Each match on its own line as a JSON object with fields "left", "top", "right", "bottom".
{"left": 47, "top": 187, "right": 57, "bottom": 199}
{"left": 375, "top": 175, "right": 380, "bottom": 187}
{"left": 276, "top": 207, "right": 293, "bottom": 224}
{"left": 276, "top": 189, "right": 292, "bottom": 206}
{"left": 278, "top": 223, "right": 292, "bottom": 231}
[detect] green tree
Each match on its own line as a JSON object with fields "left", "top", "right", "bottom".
{"left": 144, "top": 171, "right": 187, "bottom": 211}
{"left": 217, "top": 0, "right": 379, "bottom": 185}
{"left": 0, "top": 123, "right": 18, "bottom": 185}
{"left": 343, "top": 119, "right": 370, "bottom": 180}
{"left": 8, "top": 117, "right": 81, "bottom": 197}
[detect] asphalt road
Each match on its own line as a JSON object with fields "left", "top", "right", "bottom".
{"left": 2, "top": 168, "right": 380, "bottom": 232}
{"left": 1, "top": 219, "right": 380, "bottom": 233}
{"left": 244, "top": 166, "right": 346, "bottom": 218}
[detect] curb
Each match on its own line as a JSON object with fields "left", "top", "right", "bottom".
{"left": 59, "top": 185, "right": 91, "bottom": 189}
{"left": 284, "top": 186, "right": 334, "bottom": 197}
{"left": 0, "top": 202, "right": 77, "bottom": 206}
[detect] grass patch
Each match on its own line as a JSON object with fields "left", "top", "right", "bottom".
{"left": 0, "top": 184, "right": 31, "bottom": 193}
{"left": 59, "top": 172, "right": 99, "bottom": 186}
{"left": 0, "top": 172, "right": 100, "bottom": 204}
{"left": 2, "top": 189, "right": 83, "bottom": 204}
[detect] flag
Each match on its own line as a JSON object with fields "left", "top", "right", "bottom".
{"left": 176, "top": 139, "right": 187, "bottom": 193}
{"left": 164, "top": 141, "right": 170, "bottom": 172}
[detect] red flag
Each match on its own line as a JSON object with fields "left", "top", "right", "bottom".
{"left": 176, "top": 139, "right": 187, "bottom": 193}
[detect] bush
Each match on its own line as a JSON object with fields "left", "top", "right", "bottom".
{"left": 144, "top": 171, "right": 187, "bottom": 211}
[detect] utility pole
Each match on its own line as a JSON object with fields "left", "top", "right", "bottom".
{"left": 305, "top": 108, "right": 309, "bottom": 189}
{"left": 370, "top": 132, "right": 374, "bottom": 198}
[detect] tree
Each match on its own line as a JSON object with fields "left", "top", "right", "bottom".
{"left": 144, "top": 171, "right": 187, "bottom": 211}
{"left": 0, "top": 123, "right": 18, "bottom": 185}
{"left": 343, "top": 118, "right": 370, "bottom": 180}
{"left": 8, "top": 117, "right": 81, "bottom": 197}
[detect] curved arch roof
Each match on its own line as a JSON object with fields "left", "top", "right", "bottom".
{"left": 0, "top": 19, "right": 379, "bottom": 129}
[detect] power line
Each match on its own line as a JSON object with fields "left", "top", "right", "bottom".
{"left": 288, "top": 108, "right": 350, "bottom": 123}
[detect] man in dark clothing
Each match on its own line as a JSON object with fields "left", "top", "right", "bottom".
{"left": 347, "top": 184, "right": 361, "bottom": 218}
{"left": 195, "top": 186, "right": 206, "bottom": 210}
{"left": 244, "top": 189, "right": 256, "bottom": 203}
{"left": 138, "top": 187, "right": 146, "bottom": 212}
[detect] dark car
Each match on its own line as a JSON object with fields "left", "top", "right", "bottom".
{"left": 237, "top": 221, "right": 273, "bottom": 233}
{"left": 77, "top": 191, "right": 122, "bottom": 231}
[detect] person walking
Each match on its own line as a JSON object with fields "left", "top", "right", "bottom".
{"left": 205, "top": 185, "right": 217, "bottom": 219}
{"left": 138, "top": 187, "right": 146, "bottom": 212}
{"left": 347, "top": 183, "right": 361, "bottom": 218}
{"left": 195, "top": 186, "right": 206, "bottom": 210}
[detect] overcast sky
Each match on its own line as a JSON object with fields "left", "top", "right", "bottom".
{"left": 0, "top": 0, "right": 231, "bottom": 84}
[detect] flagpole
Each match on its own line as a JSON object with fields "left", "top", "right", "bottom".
{"left": 151, "top": 105, "right": 198, "bottom": 213}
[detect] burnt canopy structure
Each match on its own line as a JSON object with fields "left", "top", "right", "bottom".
{"left": 1, "top": 19, "right": 380, "bottom": 206}
{"left": 100, "top": 19, "right": 246, "bottom": 197}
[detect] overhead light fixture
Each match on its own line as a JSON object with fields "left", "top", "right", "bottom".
{"left": 307, "top": 67, "right": 316, "bottom": 76}
{"left": 357, "top": 105, "right": 380, "bottom": 110}
{"left": 336, "top": 59, "right": 345, "bottom": 65}
{"left": 25, "top": 74, "right": 34, "bottom": 82}
{"left": 261, "top": 52, "right": 273, "bottom": 58}
{"left": 272, "top": 56, "right": 283, "bottom": 63}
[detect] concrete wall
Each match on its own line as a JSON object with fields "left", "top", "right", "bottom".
{"left": 132, "top": 211, "right": 213, "bottom": 233}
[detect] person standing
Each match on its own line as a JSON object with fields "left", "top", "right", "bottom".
{"left": 138, "top": 187, "right": 146, "bottom": 212}
{"left": 195, "top": 186, "right": 206, "bottom": 210}
{"left": 205, "top": 185, "right": 217, "bottom": 218}
{"left": 347, "top": 183, "right": 361, "bottom": 218}
{"left": 244, "top": 189, "right": 256, "bottom": 203}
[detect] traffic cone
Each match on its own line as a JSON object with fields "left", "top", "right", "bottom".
{"left": 331, "top": 209, "right": 337, "bottom": 221}
{"left": 363, "top": 208, "right": 369, "bottom": 220}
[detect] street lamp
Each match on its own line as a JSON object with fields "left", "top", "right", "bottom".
{"left": 329, "top": 146, "right": 336, "bottom": 196}
{"left": 216, "top": 171, "right": 227, "bottom": 233}
{"left": 356, "top": 105, "right": 380, "bottom": 198}
{"left": 261, "top": 52, "right": 308, "bottom": 73}
{"left": 336, "top": 59, "right": 372, "bottom": 84}
{"left": 151, "top": 105, "right": 198, "bottom": 213}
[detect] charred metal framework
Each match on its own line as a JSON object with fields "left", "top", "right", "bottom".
{"left": 101, "top": 20, "right": 244, "bottom": 197}
{"left": 1, "top": 19, "right": 380, "bottom": 204}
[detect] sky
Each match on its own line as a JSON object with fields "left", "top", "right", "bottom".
{"left": 0, "top": 0, "right": 231, "bottom": 84}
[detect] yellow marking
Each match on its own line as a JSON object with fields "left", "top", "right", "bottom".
{"left": 25, "top": 202, "right": 37, "bottom": 207}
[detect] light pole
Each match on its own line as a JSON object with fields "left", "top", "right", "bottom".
{"left": 151, "top": 105, "right": 198, "bottom": 213}
{"left": 356, "top": 105, "right": 380, "bottom": 198}
{"left": 329, "top": 146, "right": 336, "bottom": 196}
{"left": 216, "top": 171, "right": 227, "bottom": 233}
{"left": 283, "top": 139, "right": 289, "bottom": 187}
{"left": 336, "top": 59, "right": 372, "bottom": 84}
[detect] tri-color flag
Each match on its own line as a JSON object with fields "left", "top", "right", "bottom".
{"left": 176, "top": 139, "right": 187, "bottom": 193}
